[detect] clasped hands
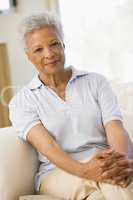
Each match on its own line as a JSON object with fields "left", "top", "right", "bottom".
{"left": 82, "top": 149, "right": 133, "bottom": 188}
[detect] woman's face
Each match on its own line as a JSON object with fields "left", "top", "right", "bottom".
{"left": 25, "top": 26, "right": 65, "bottom": 75}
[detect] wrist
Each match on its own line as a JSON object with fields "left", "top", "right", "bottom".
{"left": 76, "top": 161, "right": 91, "bottom": 179}
{"left": 74, "top": 161, "right": 84, "bottom": 178}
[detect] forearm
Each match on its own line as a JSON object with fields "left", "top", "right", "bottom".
{"left": 105, "top": 120, "right": 133, "bottom": 158}
{"left": 41, "top": 140, "right": 84, "bottom": 177}
{"left": 109, "top": 128, "right": 132, "bottom": 155}
{"left": 27, "top": 124, "right": 84, "bottom": 178}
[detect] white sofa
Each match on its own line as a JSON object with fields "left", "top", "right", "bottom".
{"left": 0, "top": 82, "right": 133, "bottom": 200}
{"left": 0, "top": 127, "right": 39, "bottom": 200}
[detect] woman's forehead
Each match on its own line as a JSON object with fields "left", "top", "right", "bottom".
{"left": 26, "top": 27, "right": 60, "bottom": 41}
{"left": 25, "top": 26, "right": 61, "bottom": 47}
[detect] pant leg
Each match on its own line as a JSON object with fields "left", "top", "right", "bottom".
{"left": 99, "top": 180, "right": 133, "bottom": 200}
{"left": 39, "top": 167, "right": 105, "bottom": 200}
{"left": 85, "top": 190, "right": 106, "bottom": 200}
{"left": 19, "top": 195, "right": 65, "bottom": 200}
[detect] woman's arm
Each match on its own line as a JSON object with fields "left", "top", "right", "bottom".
{"left": 105, "top": 120, "right": 133, "bottom": 157}
{"left": 27, "top": 123, "right": 83, "bottom": 177}
{"left": 101, "top": 120, "right": 133, "bottom": 187}
{"left": 26, "top": 123, "right": 114, "bottom": 183}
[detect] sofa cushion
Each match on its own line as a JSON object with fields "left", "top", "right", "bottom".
{"left": 0, "top": 127, "right": 39, "bottom": 200}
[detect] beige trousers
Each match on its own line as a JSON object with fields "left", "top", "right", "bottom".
{"left": 39, "top": 168, "right": 133, "bottom": 200}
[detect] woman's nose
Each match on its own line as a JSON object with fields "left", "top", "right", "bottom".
{"left": 43, "top": 47, "right": 55, "bottom": 58}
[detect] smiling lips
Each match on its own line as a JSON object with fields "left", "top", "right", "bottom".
{"left": 45, "top": 60, "right": 59, "bottom": 66}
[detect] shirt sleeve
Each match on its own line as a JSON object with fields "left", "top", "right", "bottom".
{"left": 9, "top": 88, "right": 41, "bottom": 141}
{"left": 97, "top": 75, "right": 123, "bottom": 126}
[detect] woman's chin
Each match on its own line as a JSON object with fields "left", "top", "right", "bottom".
{"left": 44, "top": 64, "right": 64, "bottom": 74}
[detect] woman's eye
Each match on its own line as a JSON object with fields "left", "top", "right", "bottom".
{"left": 34, "top": 48, "right": 43, "bottom": 53}
{"left": 51, "top": 42, "right": 61, "bottom": 47}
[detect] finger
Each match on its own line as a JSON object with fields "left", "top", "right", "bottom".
{"left": 95, "top": 150, "right": 106, "bottom": 159}
{"left": 113, "top": 174, "right": 129, "bottom": 182}
{"left": 95, "top": 149, "right": 114, "bottom": 159}
{"left": 106, "top": 152, "right": 125, "bottom": 160}
{"left": 118, "top": 159, "right": 133, "bottom": 168}
{"left": 117, "top": 159, "right": 130, "bottom": 167}
{"left": 99, "top": 158, "right": 121, "bottom": 170}
{"left": 111, "top": 168, "right": 133, "bottom": 185}
{"left": 100, "top": 177, "right": 120, "bottom": 186}
{"left": 102, "top": 176, "right": 131, "bottom": 187}
{"left": 101, "top": 160, "right": 126, "bottom": 172}
{"left": 113, "top": 151, "right": 126, "bottom": 157}
{"left": 101, "top": 153, "right": 126, "bottom": 166}
{"left": 119, "top": 177, "right": 132, "bottom": 188}
{"left": 101, "top": 167, "right": 122, "bottom": 179}
{"left": 118, "top": 168, "right": 133, "bottom": 177}
{"left": 106, "top": 164, "right": 127, "bottom": 172}
{"left": 99, "top": 149, "right": 114, "bottom": 158}
{"left": 102, "top": 148, "right": 114, "bottom": 155}
{"left": 95, "top": 148, "right": 116, "bottom": 160}
{"left": 101, "top": 159, "right": 119, "bottom": 168}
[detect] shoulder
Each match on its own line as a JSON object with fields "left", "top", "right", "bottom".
{"left": 87, "top": 72, "right": 108, "bottom": 82}
{"left": 85, "top": 72, "right": 109, "bottom": 89}
{"left": 9, "top": 85, "right": 34, "bottom": 108}
{"left": 81, "top": 72, "right": 111, "bottom": 100}
{"left": 9, "top": 73, "right": 42, "bottom": 108}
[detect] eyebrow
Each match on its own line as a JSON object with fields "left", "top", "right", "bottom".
{"left": 49, "top": 39, "right": 60, "bottom": 43}
{"left": 30, "top": 38, "right": 61, "bottom": 51}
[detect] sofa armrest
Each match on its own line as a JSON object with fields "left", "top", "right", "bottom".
{"left": 0, "top": 127, "right": 39, "bottom": 200}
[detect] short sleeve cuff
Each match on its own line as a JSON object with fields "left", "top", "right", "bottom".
{"left": 103, "top": 116, "right": 123, "bottom": 127}
{"left": 18, "top": 121, "right": 41, "bottom": 141}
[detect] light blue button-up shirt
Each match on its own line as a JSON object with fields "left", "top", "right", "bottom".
{"left": 9, "top": 66, "right": 123, "bottom": 191}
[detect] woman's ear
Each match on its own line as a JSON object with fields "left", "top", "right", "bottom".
{"left": 26, "top": 50, "right": 31, "bottom": 61}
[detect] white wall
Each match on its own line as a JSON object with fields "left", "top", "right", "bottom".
{"left": 0, "top": 0, "right": 53, "bottom": 91}
{"left": 59, "top": 0, "right": 133, "bottom": 82}
{"left": 2, "top": 0, "right": 133, "bottom": 92}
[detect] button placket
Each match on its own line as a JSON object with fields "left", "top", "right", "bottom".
{"left": 65, "top": 81, "right": 72, "bottom": 103}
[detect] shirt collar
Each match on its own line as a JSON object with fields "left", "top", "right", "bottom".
{"left": 27, "top": 66, "right": 89, "bottom": 90}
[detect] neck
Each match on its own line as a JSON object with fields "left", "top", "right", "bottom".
{"left": 39, "top": 67, "right": 72, "bottom": 88}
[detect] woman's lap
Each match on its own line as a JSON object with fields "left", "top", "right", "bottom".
{"left": 99, "top": 180, "right": 133, "bottom": 200}
{"left": 39, "top": 167, "right": 133, "bottom": 200}
{"left": 39, "top": 167, "right": 104, "bottom": 200}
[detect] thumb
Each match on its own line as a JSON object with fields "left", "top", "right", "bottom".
{"left": 94, "top": 150, "right": 105, "bottom": 159}
{"left": 95, "top": 148, "right": 114, "bottom": 159}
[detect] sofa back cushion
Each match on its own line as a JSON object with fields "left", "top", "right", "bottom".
{"left": 0, "top": 127, "right": 39, "bottom": 200}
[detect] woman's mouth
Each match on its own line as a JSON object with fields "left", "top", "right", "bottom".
{"left": 45, "top": 60, "right": 59, "bottom": 66}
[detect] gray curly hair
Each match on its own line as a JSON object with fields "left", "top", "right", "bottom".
{"left": 19, "top": 11, "right": 64, "bottom": 51}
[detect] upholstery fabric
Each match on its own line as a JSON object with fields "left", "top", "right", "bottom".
{"left": 0, "top": 127, "right": 39, "bottom": 200}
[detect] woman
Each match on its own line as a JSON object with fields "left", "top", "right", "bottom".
{"left": 9, "top": 12, "right": 133, "bottom": 200}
